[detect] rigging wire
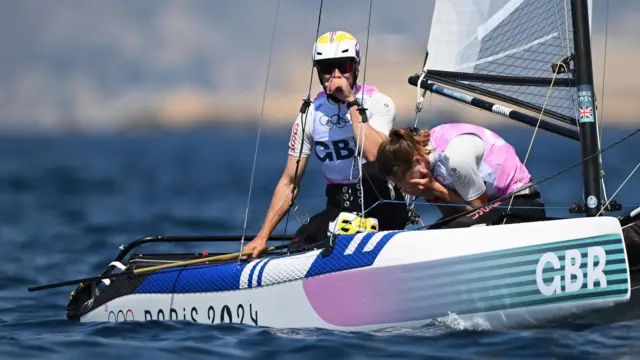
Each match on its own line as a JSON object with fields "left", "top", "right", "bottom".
{"left": 595, "top": 0, "right": 611, "bottom": 203}
{"left": 329, "top": 0, "right": 375, "bottom": 240}
{"left": 500, "top": 52, "right": 566, "bottom": 224}
{"left": 238, "top": 0, "right": 281, "bottom": 261}
{"left": 280, "top": 0, "right": 324, "bottom": 242}
{"left": 551, "top": 0, "right": 569, "bottom": 58}
{"left": 597, "top": 0, "right": 610, "bottom": 138}
{"left": 558, "top": 0, "right": 611, "bottom": 203}
{"left": 560, "top": 0, "right": 610, "bottom": 204}
{"left": 596, "top": 160, "right": 640, "bottom": 217}
{"left": 413, "top": 48, "right": 431, "bottom": 128}
{"left": 503, "top": 1, "right": 611, "bottom": 223}
{"left": 398, "top": 8, "right": 434, "bottom": 229}
{"left": 354, "top": 0, "right": 374, "bottom": 225}
{"left": 403, "top": 49, "right": 433, "bottom": 226}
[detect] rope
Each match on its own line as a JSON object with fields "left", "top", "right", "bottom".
{"left": 280, "top": 0, "right": 324, "bottom": 240}
{"left": 238, "top": 0, "right": 281, "bottom": 261}
{"left": 596, "top": 0, "right": 611, "bottom": 203}
{"left": 331, "top": 0, "right": 374, "bottom": 241}
{"left": 356, "top": 0, "right": 374, "bottom": 223}
{"left": 501, "top": 60, "right": 566, "bottom": 224}
{"left": 596, "top": 161, "right": 640, "bottom": 217}
{"left": 597, "top": 0, "right": 610, "bottom": 138}
{"left": 401, "top": 29, "right": 433, "bottom": 226}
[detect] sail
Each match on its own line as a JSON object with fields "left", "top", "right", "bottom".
{"left": 423, "top": 0, "right": 593, "bottom": 130}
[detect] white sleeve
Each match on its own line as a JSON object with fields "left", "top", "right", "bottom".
{"left": 364, "top": 92, "right": 396, "bottom": 135}
{"left": 288, "top": 110, "right": 314, "bottom": 157}
{"left": 443, "top": 133, "right": 486, "bottom": 201}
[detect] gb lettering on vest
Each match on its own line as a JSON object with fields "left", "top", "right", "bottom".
{"left": 315, "top": 139, "right": 356, "bottom": 162}
{"left": 311, "top": 87, "right": 377, "bottom": 183}
{"left": 535, "top": 246, "right": 607, "bottom": 296}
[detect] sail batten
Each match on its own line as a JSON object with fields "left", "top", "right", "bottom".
{"left": 455, "top": 33, "right": 559, "bottom": 71}
{"left": 477, "top": 0, "right": 525, "bottom": 41}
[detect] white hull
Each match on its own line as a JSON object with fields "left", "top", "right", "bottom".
{"left": 78, "top": 216, "right": 632, "bottom": 331}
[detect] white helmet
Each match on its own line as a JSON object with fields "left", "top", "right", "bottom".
{"left": 312, "top": 31, "right": 361, "bottom": 93}
{"left": 312, "top": 31, "right": 360, "bottom": 63}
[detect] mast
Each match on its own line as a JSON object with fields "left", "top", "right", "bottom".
{"left": 571, "top": 0, "right": 602, "bottom": 217}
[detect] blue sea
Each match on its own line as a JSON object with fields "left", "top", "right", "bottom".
{"left": 1, "top": 122, "right": 639, "bottom": 359}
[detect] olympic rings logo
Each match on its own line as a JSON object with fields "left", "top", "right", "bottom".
{"left": 320, "top": 113, "right": 350, "bottom": 130}
{"left": 107, "top": 309, "right": 135, "bottom": 322}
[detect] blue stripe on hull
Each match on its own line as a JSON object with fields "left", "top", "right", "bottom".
{"left": 131, "top": 231, "right": 626, "bottom": 295}
{"left": 257, "top": 258, "right": 273, "bottom": 287}
{"left": 131, "top": 231, "right": 397, "bottom": 294}
{"left": 133, "top": 262, "right": 249, "bottom": 294}
{"left": 305, "top": 231, "right": 400, "bottom": 278}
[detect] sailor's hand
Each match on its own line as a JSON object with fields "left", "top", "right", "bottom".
{"left": 399, "top": 167, "right": 435, "bottom": 197}
{"left": 402, "top": 177, "right": 433, "bottom": 198}
{"left": 242, "top": 237, "right": 268, "bottom": 259}
{"left": 414, "top": 179, "right": 452, "bottom": 203}
{"left": 325, "top": 77, "right": 354, "bottom": 102}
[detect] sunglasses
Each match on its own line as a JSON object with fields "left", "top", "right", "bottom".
{"left": 315, "top": 59, "right": 355, "bottom": 75}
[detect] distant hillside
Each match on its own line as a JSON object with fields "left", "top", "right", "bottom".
{"left": 0, "top": 1, "right": 638, "bottom": 134}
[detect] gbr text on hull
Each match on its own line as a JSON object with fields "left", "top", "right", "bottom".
{"left": 536, "top": 246, "right": 607, "bottom": 296}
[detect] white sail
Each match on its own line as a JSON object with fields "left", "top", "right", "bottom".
{"left": 424, "top": 0, "right": 593, "bottom": 123}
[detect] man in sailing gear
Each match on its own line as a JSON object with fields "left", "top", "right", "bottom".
{"left": 242, "top": 30, "right": 409, "bottom": 258}
{"left": 376, "top": 123, "right": 546, "bottom": 228}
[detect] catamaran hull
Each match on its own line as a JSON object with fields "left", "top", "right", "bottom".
{"left": 76, "top": 216, "right": 632, "bottom": 331}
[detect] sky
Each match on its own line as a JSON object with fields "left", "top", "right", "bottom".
{"left": 0, "top": 0, "right": 638, "bottom": 133}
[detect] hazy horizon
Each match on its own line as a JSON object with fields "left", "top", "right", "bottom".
{"left": 1, "top": 0, "right": 638, "bottom": 134}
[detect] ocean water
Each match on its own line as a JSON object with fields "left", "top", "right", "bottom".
{"left": 1, "top": 123, "right": 639, "bottom": 359}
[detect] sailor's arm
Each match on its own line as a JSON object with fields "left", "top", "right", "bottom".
{"left": 442, "top": 133, "right": 489, "bottom": 208}
{"left": 255, "top": 155, "right": 309, "bottom": 239}
{"left": 418, "top": 134, "right": 488, "bottom": 216}
{"left": 347, "top": 92, "right": 395, "bottom": 161}
{"left": 255, "top": 114, "right": 313, "bottom": 240}
{"left": 425, "top": 182, "right": 471, "bottom": 216}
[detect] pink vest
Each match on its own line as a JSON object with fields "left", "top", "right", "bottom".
{"left": 428, "top": 123, "right": 531, "bottom": 200}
